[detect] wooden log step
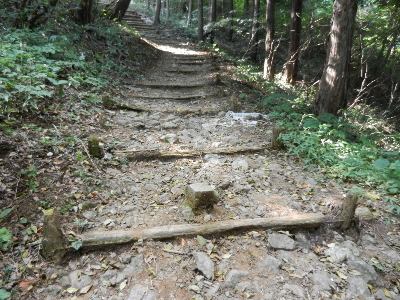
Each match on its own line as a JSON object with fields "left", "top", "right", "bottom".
{"left": 135, "top": 82, "right": 206, "bottom": 88}
{"left": 79, "top": 213, "right": 325, "bottom": 248}
{"left": 115, "top": 145, "right": 266, "bottom": 159}
{"left": 132, "top": 93, "right": 214, "bottom": 100}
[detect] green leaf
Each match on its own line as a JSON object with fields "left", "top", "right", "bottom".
{"left": 20, "top": 217, "right": 28, "bottom": 224}
{"left": 373, "top": 158, "right": 390, "bottom": 169}
{"left": 0, "top": 289, "right": 10, "bottom": 300}
{"left": 0, "top": 208, "right": 13, "bottom": 219}
{"left": 71, "top": 240, "right": 82, "bottom": 250}
{"left": 196, "top": 235, "right": 207, "bottom": 246}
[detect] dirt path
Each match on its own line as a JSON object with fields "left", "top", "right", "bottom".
{"left": 35, "top": 11, "right": 400, "bottom": 300}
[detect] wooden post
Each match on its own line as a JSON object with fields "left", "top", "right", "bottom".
{"left": 339, "top": 194, "right": 358, "bottom": 230}
{"left": 271, "top": 126, "right": 285, "bottom": 150}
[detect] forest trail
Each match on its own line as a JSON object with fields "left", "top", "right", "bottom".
{"left": 37, "top": 10, "right": 400, "bottom": 300}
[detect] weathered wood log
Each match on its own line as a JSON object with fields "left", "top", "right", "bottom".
{"left": 80, "top": 212, "right": 324, "bottom": 247}
{"left": 339, "top": 194, "right": 358, "bottom": 230}
{"left": 116, "top": 103, "right": 220, "bottom": 114}
{"left": 40, "top": 210, "right": 69, "bottom": 263}
{"left": 271, "top": 126, "right": 285, "bottom": 150}
{"left": 114, "top": 145, "right": 265, "bottom": 159}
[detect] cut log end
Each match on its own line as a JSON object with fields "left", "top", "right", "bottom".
{"left": 339, "top": 194, "right": 358, "bottom": 230}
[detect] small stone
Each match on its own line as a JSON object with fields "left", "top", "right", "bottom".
{"left": 268, "top": 233, "right": 297, "bottom": 250}
{"left": 259, "top": 255, "right": 282, "bottom": 275}
{"left": 324, "top": 240, "right": 359, "bottom": 263}
{"left": 127, "top": 284, "right": 157, "bottom": 300}
{"left": 283, "top": 284, "right": 305, "bottom": 298}
{"left": 119, "top": 253, "right": 132, "bottom": 264}
{"left": 161, "top": 122, "right": 178, "bottom": 129}
{"left": 295, "top": 232, "right": 313, "bottom": 249}
{"left": 312, "top": 270, "right": 336, "bottom": 291}
{"left": 232, "top": 159, "right": 249, "bottom": 170}
{"left": 266, "top": 163, "right": 282, "bottom": 171}
{"left": 192, "top": 252, "right": 215, "bottom": 280}
{"left": 225, "top": 270, "right": 249, "bottom": 289}
{"left": 345, "top": 276, "right": 372, "bottom": 300}
{"left": 347, "top": 258, "right": 380, "bottom": 284}
{"left": 68, "top": 270, "right": 92, "bottom": 290}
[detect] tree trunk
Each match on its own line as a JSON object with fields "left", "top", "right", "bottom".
{"left": 187, "top": 0, "right": 192, "bottom": 25}
{"left": 227, "top": 0, "right": 234, "bottom": 42}
{"left": 244, "top": 0, "right": 249, "bottom": 16}
{"left": 283, "top": 0, "right": 303, "bottom": 85}
{"left": 107, "top": 0, "right": 131, "bottom": 22}
{"left": 263, "top": 0, "right": 275, "bottom": 80}
{"left": 198, "top": 0, "right": 204, "bottom": 41}
{"left": 154, "top": 0, "right": 162, "bottom": 25}
{"left": 147, "top": 0, "right": 150, "bottom": 9}
{"left": 209, "top": 0, "right": 217, "bottom": 22}
{"left": 248, "top": 0, "right": 260, "bottom": 63}
{"left": 166, "top": 0, "right": 170, "bottom": 19}
{"left": 314, "top": 0, "right": 357, "bottom": 116}
{"left": 78, "top": 0, "right": 94, "bottom": 24}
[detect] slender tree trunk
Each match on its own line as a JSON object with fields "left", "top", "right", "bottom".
{"left": 209, "top": 0, "right": 217, "bottom": 22}
{"left": 166, "top": 0, "right": 170, "bottom": 19}
{"left": 314, "top": 0, "right": 357, "bottom": 116}
{"left": 198, "top": 0, "right": 204, "bottom": 41}
{"left": 207, "top": 0, "right": 216, "bottom": 42}
{"left": 227, "top": 0, "right": 234, "bottom": 42}
{"left": 263, "top": 0, "right": 275, "bottom": 80}
{"left": 283, "top": 0, "right": 303, "bottom": 85}
{"left": 154, "top": 0, "right": 161, "bottom": 25}
{"left": 147, "top": 0, "right": 150, "bottom": 10}
{"left": 78, "top": 0, "right": 94, "bottom": 24}
{"left": 248, "top": 0, "right": 260, "bottom": 63}
{"left": 187, "top": 0, "right": 193, "bottom": 25}
{"left": 244, "top": 0, "right": 249, "bottom": 16}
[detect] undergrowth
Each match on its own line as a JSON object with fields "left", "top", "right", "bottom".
{"left": 261, "top": 89, "right": 400, "bottom": 215}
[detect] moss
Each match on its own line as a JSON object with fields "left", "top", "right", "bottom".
{"left": 102, "top": 95, "right": 115, "bottom": 110}
{"left": 88, "top": 137, "right": 103, "bottom": 158}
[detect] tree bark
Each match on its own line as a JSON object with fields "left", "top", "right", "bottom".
{"left": 227, "top": 0, "right": 234, "bottom": 42}
{"left": 166, "top": 0, "right": 170, "bottom": 20}
{"left": 243, "top": 0, "right": 249, "bottom": 16}
{"left": 78, "top": 0, "right": 94, "bottom": 24}
{"left": 263, "top": 0, "right": 275, "bottom": 80}
{"left": 198, "top": 0, "right": 204, "bottom": 41}
{"left": 283, "top": 0, "right": 303, "bottom": 85}
{"left": 248, "top": 0, "right": 260, "bottom": 63}
{"left": 187, "top": 0, "right": 193, "bottom": 25}
{"left": 154, "top": 0, "right": 162, "bottom": 25}
{"left": 314, "top": 0, "right": 357, "bottom": 116}
{"left": 107, "top": 0, "right": 131, "bottom": 22}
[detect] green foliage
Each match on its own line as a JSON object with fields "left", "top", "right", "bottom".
{"left": 20, "top": 164, "right": 38, "bottom": 192}
{"left": 0, "top": 227, "right": 13, "bottom": 251}
{"left": 0, "top": 289, "right": 10, "bottom": 300}
{"left": 0, "top": 208, "right": 13, "bottom": 219}
{"left": 262, "top": 93, "right": 400, "bottom": 215}
{"left": 0, "top": 28, "right": 108, "bottom": 115}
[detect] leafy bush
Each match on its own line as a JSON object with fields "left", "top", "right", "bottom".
{"left": 0, "top": 28, "right": 108, "bottom": 115}
{"left": 262, "top": 93, "right": 400, "bottom": 214}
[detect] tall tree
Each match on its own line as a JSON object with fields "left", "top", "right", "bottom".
{"left": 314, "top": 0, "right": 357, "bottom": 115}
{"left": 247, "top": 0, "right": 260, "bottom": 63}
{"left": 106, "top": 0, "right": 131, "bottom": 22}
{"left": 198, "top": 0, "right": 204, "bottom": 41}
{"left": 283, "top": 0, "right": 303, "bottom": 85}
{"left": 227, "top": 0, "right": 234, "bottom": 42}
{"left": 187, "top": 0, "right": 193, "bottom": 25}
{"left": 154, "top": 0, "right": 162, "bottom": 25}
{"left": 263, "top": 0, "right": 275, "bottom": 80}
